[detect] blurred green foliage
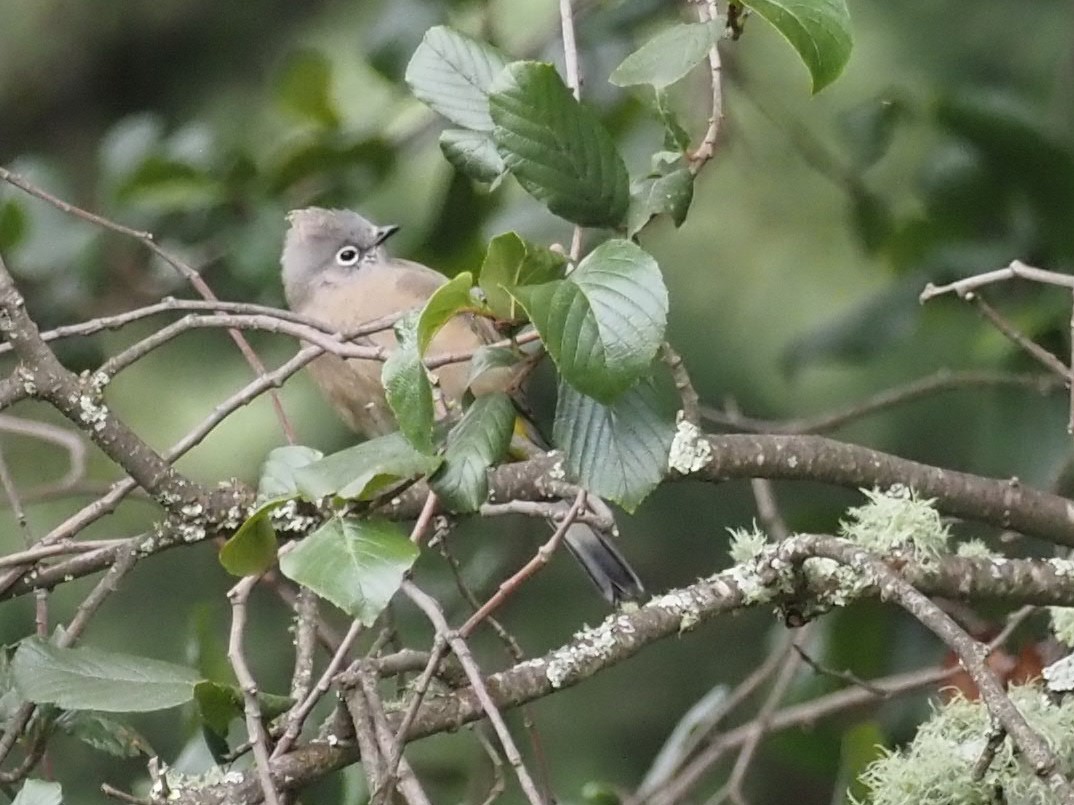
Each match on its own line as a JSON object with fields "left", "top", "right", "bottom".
{"left": 1, "top": 0, "right": 1073, "bottom": 802}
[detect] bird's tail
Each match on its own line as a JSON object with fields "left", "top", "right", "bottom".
{"left": 561, "top": 519, "right": 644, "bottom": 606}
{"left": 512, "top": 420, "right": 644, "bottom": 605}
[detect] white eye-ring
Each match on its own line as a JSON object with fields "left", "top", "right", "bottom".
{"left": 335, "top": 245, "right": 361, "bottom": 266}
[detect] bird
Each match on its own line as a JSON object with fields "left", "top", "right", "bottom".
{"left": 280, "top": 207, "right": 643, "bottom": 605}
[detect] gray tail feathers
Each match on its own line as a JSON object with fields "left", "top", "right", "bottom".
{"left": 563, "top": 522, "right": 644, "bottom": 606}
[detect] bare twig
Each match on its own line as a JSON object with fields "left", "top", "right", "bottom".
{"left": 355, "top": 666, "right": 431, "bottom": 805}
{"left": 378, "top": 636, "right": 450, "bottom": 802}
{"left": 0, "top": 165, "right": 298, "bottom": 443}
{"left": 100, "top": 783, "right": 151, "bottom": 804}
{"left": 460, "top": 490, "right": 587, "bottom": 637}
{"left": 792, "top": 643, "right": 885, "bottom": 696}
{"left": 920, "top": 260, "right": 1074, "bottom": 301}
{"left": 0, "top": 414, "right": 86, "bottom": 490}
{"left": 227, "top": 576, "right": 281, "bottom": 805}
{"left": 688, "top": 0, "right": 725, "bottom": 174}
{"left": 662, "top": 343, "right": 700, "bottom": 426}
{"left": 560, "top": 0, "right": 584, "bottom": 263}
{"left": 0, "top": 297, "right": 359, "bottom": 357}
{"left": 972, "top": 722, "right": 1008, "bottom": 781}
{"left": 403, "top": 581, "right": 545, "bottom": 804}
{"left": 272, "top": 619, "right": 365, "bottom": 759}
{"left": 719, "top": 628, "right": 811, "bottom": 805}
{"left": 783, "top": 537, "right": 1074, "bottom": 801}
{"left": 921, "top": 258, "right": 1074, "bottom": 430}
{"left": 969, "top": 295, "right": 1071, "bottom": 380}
{"left": 637, "top": 630, "right": 794, "bottom": 800}
{"left": 475, "top": 728, "right": 508, "bottom": 805}
{"left": 285, "top": 588, "right": 319, "bottom": 734}
{"left": 702, "top": 370, "right": 1063, "bottom": 434}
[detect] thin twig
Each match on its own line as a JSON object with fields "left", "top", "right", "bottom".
{"left": 920, "top": 259, "right": 1074, "bottom": 301}
{"left": 360, "top": 665, "right": 433, "bottom": 805}
{"left": 438, "top": 533, "right": 552, "bottom": 799}
{"left": 792, "top": 644, "right": 886, "bottom": 696}
{"left": 0, "top": 415, "right": 86, "bottom": 490}
{"left": 560, "top": 0, "right": 584, "bottom": 263}
{"left": 227, "top": 576, "right": 281, "bottom": 805}
{"left": 475, "top": 727, "right": 508, "bottom": 805}
{"left": 403, "top": 581, "right": 545, "bottom": 805}
{"left": 688, "top": 0, "right": 725, "bottom": 174}
{"left": 378, "top": 636, "right": 450, "bottom": 801}
{"left": 0, "top": 441, "right": 48, "bottom": 635}
{"left": 0, "top": 298, "right": 357, "bottom": 357}
{"left": 702, "top": 369, "right": 1064, "bottom": 434}
{"left": 785, "top": 537, "right": 1074, "bottom": 801}
{"left": 272, "top": 619, "right": 365, "bottom": 759}
{"left": 637, "top": 630, "right": 795, "bottom": 800}
{"left": 969, "top": 295, "right": 1071, "bottom": 380}
{"left": 0, "top": 165, "right": 298, "bottom": 443}
{"left": 285, "top": 588, "right": 319, "bottom": 736}
{"left": 100, "top": 783, "right": 151, "bottom": 805}
{"left": 719, "top": 628, "right": 811, "bottom": 805}
{"left": 661, "top": 343, "right": 700, "bottom": 425}
{"left": 460, "top": 490, "right": 587, "bottom": 637}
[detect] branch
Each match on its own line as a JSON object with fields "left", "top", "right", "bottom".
{"left": 10, "top": 431, "right": 1074, "bottom": 600}
{"left": 0, "top": 165, "right": 298, "bottom": 442}
{"left": 161, "top": 537, "right": 1074, "bottom": 804}
{"left": 782, "top": 536, "right": 1074, "bottom": 800}
{"left": 702, "top": 370, "right": 1064, "bottom": 434}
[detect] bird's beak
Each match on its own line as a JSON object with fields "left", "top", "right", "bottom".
{"left": 375, "top": 224, "right": 401, "bottom": 245}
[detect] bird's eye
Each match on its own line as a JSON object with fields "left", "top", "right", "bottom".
{"left": 335, "top": 245, "right": 361, "bottom": 266}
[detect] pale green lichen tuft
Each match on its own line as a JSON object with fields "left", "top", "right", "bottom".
{"left": 727, "top": 522, "right": 768, "bottom": 564}
{"left": 841, "top": 485, "right": 949, "bottom": 558}
{"left": 1043, "top": 654, "right": 1074, "bottom": 693}
{"left": 853, "top": 685, "right": 1074, "bottom": 804}
{"left": 667, "top": 415, "right": 713, "bottom": 474}
{"left": 1050, "top": 607, "right": 1074, "bottom": 647}
{"left": 955, "top": 539, "right": 999, "bottom": 559}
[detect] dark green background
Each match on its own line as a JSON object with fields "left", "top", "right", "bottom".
{"left": 1, "top": 0, "right": 1072, "bottom": 802}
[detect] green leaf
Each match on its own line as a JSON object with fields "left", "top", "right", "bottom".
{"left": 12, "top": 638, "right": 201, "bottom": 713}
{"left": 847, "top": 186, "right": 893, "bottom": 254}
{"left": 276, "top": 49, "right": 340, "bottom": 128}
{"left": 258, "top": 445, "right": 324, "bottom": 500}
{"left": 627, "top": 167, "right": 695, "bottom": 236}
{"left": 382, "top": 314, "right": 435, "bottom": 453}
{"left": 194, "top": 681, "right": 291, "bottom": 739}
{"left": 653, "top": 89, "right": 692, "bottom": 152}
{"left": 417, "top": 272, "right": 476, "bottom": 354}
{"left": 737, "top": 0, "right": 852, "bottom": 93}
{"left": 294, "top": 432, "right": 442, "bottom": 501}
{"left": 490, "top": 62, "right": 630, "bottom": 228}
{"left": 219, "top": 507, "right": 279, "bottom": 577}
{"left": 116, "top": 157, "right": 224, "bottom": 213}
{"left": 839, "top": 721, "right": 887, "bottom": 803}
{"left": 479, "top": 232, "right": 567, "bottom": 321}
{"left": 219, "top": 446, "right": 326, "bottom": 576}
{"left": 11, "top": 780, "right": 62, "bottom": 805}
{"left": 0, "top": 200, "right": 28, "bottom": 252}
{"left": 405, "top": 26, "right": 508, "bottom": 131}
{"left": 610, "top": 21, "right": 720, "bottom": 89}
{"left": 194, "top": 680, "right": 237, "bottom": 739}
{"left": 513, "top": 239, "right": 668, "bottom": 402}
{"left": 781, "top": 278, "right": 920, "bottom": 373}
{"left": 839, "top": 94, "right": 907, "bottom": 170}
{"left": 430, "top": 393, "right": 517, "bottom": 511}
{"left": 279, "top": 519, "right": 419, "bottom": 624}
{"left": 439, "top": 129, "right": 506, "bottom": 183}
{"left": 56, "top": 710, "right": 152, "bottom": 758}
{"left": 466, "top": 345, "right": 524, "bottom": 393}
{"left": 553, "top": 376, "right": 675, "bottom": 512}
